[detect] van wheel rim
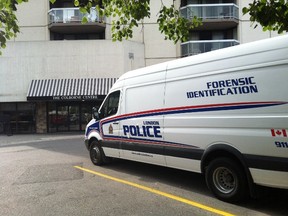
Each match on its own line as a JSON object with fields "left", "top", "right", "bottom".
{"left": 213, "top": 167, "right": 236, "bottom": 194}
{"left": 91, "top": 146, "right": 100, "bottom": 162}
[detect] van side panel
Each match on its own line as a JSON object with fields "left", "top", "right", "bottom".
{"left": 119, "top": 70, "right": 167, "bottom": 166}
{"left": 163, "top": 47, "right": 288, "bottom": 188}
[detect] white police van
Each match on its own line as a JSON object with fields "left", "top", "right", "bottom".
{"left": 84, "top": 35, "right": 288, "bottom": 202}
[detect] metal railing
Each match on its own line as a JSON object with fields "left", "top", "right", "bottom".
{"left": 48, "top": 7, "right": 104, "bottom": 24}
{"left": 180, "top": 3, "right": 239, "bottom": 20}
{"left": 181, "top": 39, "right": 240, "bottom": 56}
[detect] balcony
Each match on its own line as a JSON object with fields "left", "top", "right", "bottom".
{"left": 48, "top": 7, "right": 105, "bottom": 34}
{"left": 180, "top": 4, "right": 239, "bottom": 30}
{"left": 181, "top": 39, "right": 240, "bottom": 57}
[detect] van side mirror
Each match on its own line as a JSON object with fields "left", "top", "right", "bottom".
{"left": 92, "top": 107, "right": 100, "bottom": 120}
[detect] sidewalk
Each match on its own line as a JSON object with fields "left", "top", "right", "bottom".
{"left": 0, "top": 132, "right": 84, "bottom": 147}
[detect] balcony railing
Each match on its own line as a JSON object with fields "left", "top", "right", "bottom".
{"left": 181, "top": 39, "right": 240, "bottom": 56}
{"left": 180, "top": 3, "right": 239, "bottom": 20}
{"left": 48, "top": 7, "right": 104, "bottom": 25}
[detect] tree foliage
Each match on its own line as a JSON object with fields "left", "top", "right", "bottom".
{"left": 71, "top": 0, "right": 201, "bottom": 43}
{"left": 0, "top": 0, "right": 28, "bottom": 54}
{"left": 243, "top": 0, "right": 288, "bottom": 33}
{"left": 0, "top": 0, "right": 202, "bottom": 54}
{"left": 2, "top": 0, "right": 288, "bottom": 55}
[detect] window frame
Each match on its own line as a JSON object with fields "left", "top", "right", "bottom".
{"left": 98, "top": 90, "right": 121, "bottom": 119}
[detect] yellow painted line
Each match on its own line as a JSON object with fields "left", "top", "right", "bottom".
{"left": 74, "top": 166, "right": 235, "bottom": 216}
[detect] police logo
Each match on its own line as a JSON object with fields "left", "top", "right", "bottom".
{"left": 109, "top": 124, "right": 113, "bottom": 134}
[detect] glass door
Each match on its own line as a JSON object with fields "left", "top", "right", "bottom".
{"left": 48, "top": 102, "right": 103, "bottom": 133}
{"left": 57, "top": 105, "right": 69, "bottom": 131}
{"left": 81, "top": 105, "right": 93, "bottom": 131}
{"left": 69, "top": 105, "right": 80, "bottom": 131}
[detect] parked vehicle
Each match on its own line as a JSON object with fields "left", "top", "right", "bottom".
{"left": 85, "top": 35, "right": 288, "bottom": 202}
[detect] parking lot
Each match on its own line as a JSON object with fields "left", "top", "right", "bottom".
{"left": 0, "top": 134, "right": 287, "bottom": 216}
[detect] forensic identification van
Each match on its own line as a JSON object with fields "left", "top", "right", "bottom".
{"left": 84, "top": 35, "right": 288, "bottom": 202}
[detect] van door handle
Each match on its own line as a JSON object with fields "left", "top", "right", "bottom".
{"left": 113, "top": 121, "right": 119, "bottom": 125}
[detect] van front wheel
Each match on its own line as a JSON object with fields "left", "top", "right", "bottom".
{"left": 89, "top": 141, "right": 106, "bottom": 166}
{"left": 205, "top": 157, "right": 248, "bottom": 203}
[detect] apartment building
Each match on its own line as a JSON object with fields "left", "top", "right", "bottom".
{"left": 0, "top": 0, "right": 281, "bottom": 134}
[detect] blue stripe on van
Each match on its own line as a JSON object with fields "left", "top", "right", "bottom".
{"left": 98, "top": 101, "right": 287, "bottom": 150}
{"left": 102, "top": 101, "right": 287, "bottom": 125}
{"left": 103, "top": 134, "right": 200, "bottom": 149}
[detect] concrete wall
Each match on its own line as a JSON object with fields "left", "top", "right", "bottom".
{"left": 143, "top": 0, "right": 178, "bottom": 65}
{"left": 12, "top": 0, "right": 178, "bottom": 67}
{"left": 105, "top": 0, "right": 178, "bottom": 66}
{"left": 14, "top": 0, "right": 49, "bottom": 41}
{"left": 0, "top": 40, "right": 145, "bottom": 102}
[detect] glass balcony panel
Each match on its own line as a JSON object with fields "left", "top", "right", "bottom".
{"left": 48, "top": 7, "right": 103, "bottom": 24}
{"left": 181, "top": 40, "right": 240, "bottom": 57}
{"left": 180, "top": 4, "right": 239, "bottom": 20}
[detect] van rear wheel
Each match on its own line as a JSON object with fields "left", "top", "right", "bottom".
{"left": 205, "top": 157, "right": 248, "bottom": 203}
{"left": 89, "top": 141, "right": 107, "bottom": 166}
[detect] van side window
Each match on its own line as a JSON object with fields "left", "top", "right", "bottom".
{"left": 99, "top": 91, "right": 120, "bottom": 119}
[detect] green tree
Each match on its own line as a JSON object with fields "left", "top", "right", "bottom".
{"left": 0, "top": 0, "right": 202, "bottom": 54}
{"left": 2, "top": 1, "right": 288, "bottom": 55}
{"left": 243, "top": 0, "right": 288, "bottom": 33}
{"left": 62, "top": 0, "right": 202, "bottom": 42}
{"left": 0, "top": 0, "right": 28, "bottom": 54}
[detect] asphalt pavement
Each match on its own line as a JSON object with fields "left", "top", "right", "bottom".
{"left": 1, "top": 132, "right": 288, "bottom": 215}
{"left": 0, "top": 132, "right": 84, "bottom": 147}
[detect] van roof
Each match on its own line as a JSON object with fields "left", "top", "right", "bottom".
{"left": 118, "top": 34, "right": 288, "bottom": 82}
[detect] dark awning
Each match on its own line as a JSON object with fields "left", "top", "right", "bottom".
{"left": 27, "top": 78, "right": 117, "bottom": 101}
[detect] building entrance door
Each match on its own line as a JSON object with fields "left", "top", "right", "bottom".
{"left": 69, "top": 105, "right": 80, "bottom": 131}
{"left": 57, "top": 104, "right": 80, "bottom": 132}
{"left": 48, "top": 101, "right": 102, "bottom": 133}
{"left": 48, "top": 103, "right": 81, "bottom": 132}
{"left": 57, "top": 105, "right": 69, "bottom": 131}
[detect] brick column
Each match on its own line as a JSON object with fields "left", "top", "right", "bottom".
{"left": 36, "top": 102, "right": 47, "bottom": 133}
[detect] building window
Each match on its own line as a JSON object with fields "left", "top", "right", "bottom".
{"left": 189, "top": 29, "right": 237, "bottom": 41}
{"left": 0, "top": 103, "right": 36, "bottom": 134}
{"left": 98, "top": 91, "right": 120, "bottom": 119}
{"left": 50, "top": 32, "right": 105, "bottom": 40}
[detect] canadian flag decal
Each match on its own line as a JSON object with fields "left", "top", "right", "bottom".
{"left": 271, "top": 129, "right": 287, "bottom": 137}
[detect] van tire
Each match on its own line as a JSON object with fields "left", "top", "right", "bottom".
{"left": 89, "top": 141, "right": 107, "bottom": 166}
{"left": 205, "top": 157, "right": 248, "bottom": 203}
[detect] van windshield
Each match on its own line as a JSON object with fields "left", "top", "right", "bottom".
{"left": 98, "top": 90, "right": 120, "bottom": 119}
